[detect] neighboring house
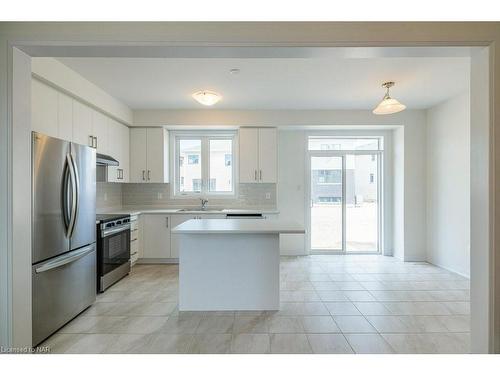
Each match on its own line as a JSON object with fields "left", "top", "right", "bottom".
{"left": 311, "top": 139, "right": 378, "bottom": 205}
{"left": 179, "top": 141, "right": 232, "bottom": 193}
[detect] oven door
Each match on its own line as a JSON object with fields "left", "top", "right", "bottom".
{"left": 99, "top": 225, "right": 130, "bottom": 276}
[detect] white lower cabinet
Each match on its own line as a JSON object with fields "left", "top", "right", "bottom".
{"left": 130, "top": 214, "right": 141, "bottom": 266}
{"left": 142, "top": 214, "right": 172, "bottom": 260}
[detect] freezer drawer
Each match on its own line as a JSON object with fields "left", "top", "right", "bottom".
{"left": 32, "top": 244, "right": 96, "bottom": 346}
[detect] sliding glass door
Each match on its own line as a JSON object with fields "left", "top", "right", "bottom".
{"left": 310, "top": 156, "right": 344, "bottom": 251}
{"left": 345, "top": 154, "right": 379, "bottom": 252}
{"left": 308, "top": 137, "right": 382, "bottom": 254}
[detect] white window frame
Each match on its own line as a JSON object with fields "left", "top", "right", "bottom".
{"left": 171, "top": 131, "right": 238, "bottom": 198}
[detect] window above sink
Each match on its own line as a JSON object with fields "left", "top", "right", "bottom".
{"left": 171, "top": 131, "right": 237, "bottom": 199}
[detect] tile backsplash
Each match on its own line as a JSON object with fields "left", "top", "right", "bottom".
{"left": 97, "top": 182, "right": 276, "bottom": 209}
{"left": 96, "top": 182, "right": 123, "bottom": 209}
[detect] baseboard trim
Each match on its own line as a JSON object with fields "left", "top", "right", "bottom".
{"left": 137, "top": 258, "right": 179, "bottom": 264}
{"left": 427, "top": 261, "right": 470, "bottom": 279}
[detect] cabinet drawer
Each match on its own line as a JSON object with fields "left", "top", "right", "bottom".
{"left": 131, "top": 228, "right": 139, "bottom": 241}
{"left": 131, "top": 238, "right": 139, "bottom": 253}
{"left": 130, "top": 220, "right": 139, "bottom": 231}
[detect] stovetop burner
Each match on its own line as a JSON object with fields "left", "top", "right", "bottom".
{"left": 96, "top": 213, "right": 130, "bottom": 224}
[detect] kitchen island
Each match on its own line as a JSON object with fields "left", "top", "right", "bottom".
{"left": 172, "top": 219, "right": 305, "bottom": 311}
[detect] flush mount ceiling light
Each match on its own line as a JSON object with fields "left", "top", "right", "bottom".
{"left": 192, "top": 90, "right": 222, "bottom": 106}
{"left": 372, "top": 81, "right": 406, "bottom": 115}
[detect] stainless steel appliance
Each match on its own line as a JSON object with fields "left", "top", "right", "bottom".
{"left": 96, "top": 152, "right": 120, "bottom": 182}
{"left": 96, "top": 214, "right": 131, "bottom": 292}
{"left": 31, "top": 132, "right": 97, "bottom": 346}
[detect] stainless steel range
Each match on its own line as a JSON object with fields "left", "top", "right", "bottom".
{"left": 96, "top": 214, "right": 131, "bottom": 292}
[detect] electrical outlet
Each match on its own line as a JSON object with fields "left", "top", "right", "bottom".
{"left": 103, "top": 192, "right": 108, "bottom": 201}
{"left": 157, "top": 192, "right": 163, "bottom": 200}
{"left": 265, "top": 192, "right": 271, "bottom": 200}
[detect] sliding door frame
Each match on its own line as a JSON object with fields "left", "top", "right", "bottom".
{"left": 306, "top": 148, "right": 383, "bottom": 255}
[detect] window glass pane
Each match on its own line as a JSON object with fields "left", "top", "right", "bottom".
{"left": 310, "top": 156, "right": 343, "bottom": 250}
{"left": 209, "top": 139, "right": 233, "bottom": 192}
{"left": 346, "top": 154, "right": 379, "bottom": 252}
{"left": 179, "top": 139, "right": 202, "bottom": 193}
{"left": 308, "top": 138, "right": 380, "bottom": 151}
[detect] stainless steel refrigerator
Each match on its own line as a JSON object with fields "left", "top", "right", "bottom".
{"left": 32, "top": 132, "right": 97, "bottom": 346}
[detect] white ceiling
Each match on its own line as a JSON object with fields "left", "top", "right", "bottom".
{"left": 57, "top": 57, "right": 470, "bottom": 110}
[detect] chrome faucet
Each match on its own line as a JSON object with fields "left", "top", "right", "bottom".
{"left": 200, "top": 198, "right": 209, "bottom": 211}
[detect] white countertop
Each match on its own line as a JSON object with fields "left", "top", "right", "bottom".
{"left": 97, "top": 207, "right": 279, "bottom": 216}
{"left": 172, "top": 219, "right": 305, "bottom": 234}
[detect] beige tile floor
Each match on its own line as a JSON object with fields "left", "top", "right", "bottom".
{"left": 40, "top": 255, "right": 470, "bottom": 354}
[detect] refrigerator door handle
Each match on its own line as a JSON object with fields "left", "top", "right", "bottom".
{"left": 62, "top": 157, "right": 71, "bottom": 236}
{"left": 66, "top": 153, "right": 78, "bottom": 238}
{"left": 71, "top": 153, "right": 80, "bottom": 238}
{"left": 35, "top": 244, "right": 95, "bottom": 273}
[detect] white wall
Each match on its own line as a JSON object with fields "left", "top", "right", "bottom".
{"left": 426, "top": 92, "right": 470, "bottom": 277}
{"left": 0, "top": 20, "right": 496, "bottom": 353}
{"left": 11, "top": 48, "right": 32, "bottom": 347}
{"left": 278, "top": 131, "right": 307, "bottom": 255}
{"left": 402, "top": 111, "right": 428, "bottom": 261}
{"left": 469, "top": 47, "right": 493, "bottom": 353}
{"left": 278, "top": 128, "right": 394, "bottom": 256}
{"left": 136, "top": 108, "right": 425, "bottom": 259}
{"left": 393, "top": 126, "right": 405, "bottom": 260}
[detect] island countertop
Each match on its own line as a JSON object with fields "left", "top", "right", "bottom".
{"left": 172, "top": 218, "right": 305, "bottom": 234}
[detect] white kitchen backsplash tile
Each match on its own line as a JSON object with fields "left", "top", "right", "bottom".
{"left": 121, "top": 183, "right": 276, "bottom": 209}
{"left": 96, "top": 182, "right": 123, "bottom": 209}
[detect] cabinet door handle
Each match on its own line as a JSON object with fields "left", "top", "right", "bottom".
{"left": 254, "top": 170, "right": 257, "bottom": 181}
{"left": 94, "top": 136, "right": 98, "bottom": 149}
{"left": 120, "top": 169, "right": 123, "bottom": 179}
{"left": 165, "top": 217, "right": 169, "bottom": 228}
{"left": 142, "top": 170, "right": 145, "bottom": 181}
{"left": 260, "top": 170, "right": 262, "bottom": 181}
{"left": 88, "top": 135, "right": 93, "bottom": 147}
{"left": 148, "top": 170, "right": 151, "bottom": 181}
{"left": 117, "top": 169, "right": 120, "bottom": 180}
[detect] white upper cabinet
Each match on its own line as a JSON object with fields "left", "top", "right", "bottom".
{"left": 130, "top": 128, "right": 169, "bottom": 183}
{"left": 57, "top": 92, "right": 73, "bottom": 141}
{"left": 239, "top": 128, "right": 260, "bottom": 183}
{"left": 130, "top": 128, "right": 148, "bottom": 183}
{"left": 72, "top": 100, "right": 93, "bottom": 147}
{"left": 32, "top": 79, "right": 58, "bottom": 138}
{"left": 91, "top": 110, "right": 108, "bottom": 155}
{"left": 107, "top": 118, "right": 130, "bottom": 183}
{"left": 258, "top": 128, "right": 278, "bottom": 183}
{"left": 121, "top": 124, "right": 130, "bottom": 182}
{"left": 107, "top": 118, "right": 122, "bottom": 182}
{"left": 239, "top": 127, "right": 277, "bottom": 183}
{"left": 146, "top": 128, "right": 168, "bottom": 183}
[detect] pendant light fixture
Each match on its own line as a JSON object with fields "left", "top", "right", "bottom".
{"left": 372, "top": 81, "right": 406, "bottom": 115}
{"left": 192, "top": 90, "right": 222, "bottom": 106}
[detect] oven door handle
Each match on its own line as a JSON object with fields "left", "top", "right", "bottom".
{"left": 102, "top": 224, "right": 131, "bottom": 238}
